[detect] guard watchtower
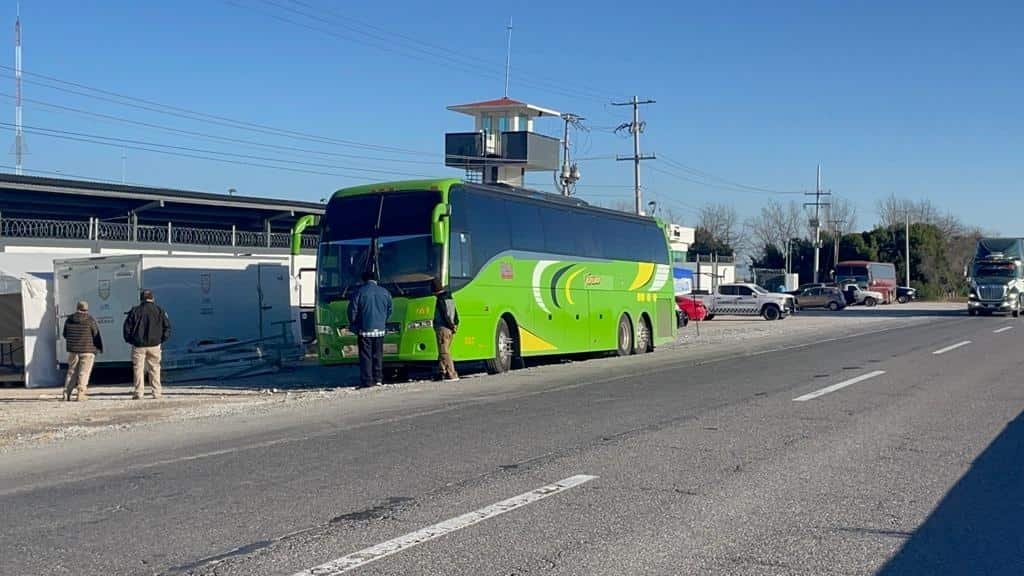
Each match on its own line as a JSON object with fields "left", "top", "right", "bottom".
{"left": 444, "top": 97, "right": 561, "bottom": 187}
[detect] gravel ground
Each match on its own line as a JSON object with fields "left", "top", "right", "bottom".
{"left": 0, "top": 302, "right": 963, "bottom": 452}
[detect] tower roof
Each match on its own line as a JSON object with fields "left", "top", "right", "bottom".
{"left": 447, "top": 97, "right": 560, "bottom": 118}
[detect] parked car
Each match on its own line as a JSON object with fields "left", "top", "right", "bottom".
{"left": 842, "top": 283, "right": 884, "bottom": 307}
{"left": 794, "top": 286, "right": 846, "bottom": 311}
{"left": 676, "top": 295, "right": 708, "bottom": 327}
{"left": 786, "top": 282, "right": 828, "bottom": 296}
{"left": 896, "top": 286, "right": 917, "bottom": 304}
{"left": 694, "top": 283, "right": 795, "bottom": 321}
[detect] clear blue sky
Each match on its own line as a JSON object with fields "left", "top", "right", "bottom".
{"left": 6, "top": 0, "right": 1022, "bottom": 234}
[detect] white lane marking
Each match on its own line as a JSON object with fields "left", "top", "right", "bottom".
{"left": 793, "top": 370, "right": 886, "bottom": 402}
{"left": 994, "top": 326, "right": 1014, "bottom": 334}
{"left": 932, "top": 340, "right": 972, "bottom": 355}
{"left": 292, "top": 474, "right": 597, "bottom": 576}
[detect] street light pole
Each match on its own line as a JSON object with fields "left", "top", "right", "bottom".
{"left": 905, "top": 210, "right": 911, "bottom": 287}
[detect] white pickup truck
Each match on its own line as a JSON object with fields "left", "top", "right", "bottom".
{"left": 695, "top": 283, "right": 796, "bottom": 321}
{"left": 842, "top": 283, "right": 884, "bottom": 307}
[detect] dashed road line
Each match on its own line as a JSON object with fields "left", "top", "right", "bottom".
{"left": 793, "top": 370, "right": 887, "bottom": 402}
{"left": 932, "top": 340, "right": 972, "bottom": 355}
{"left": 290, "top": 474, "right": 597, "bottom": 576}
{"left": 993, "top": 326, "right": 1014, "bottom": 334}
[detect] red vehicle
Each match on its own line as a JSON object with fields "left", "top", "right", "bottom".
{"left": 676, "top": 295, "right": 708, "bottom": 326}
{"left": 835, "top": 260, "right": 898, "bottom": 304}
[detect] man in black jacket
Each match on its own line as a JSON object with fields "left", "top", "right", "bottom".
{"left": 122, "top": 289, "right": 171, "bottom": 400}
{"left": 62, "top": 300, "right": 103, "bottom": 401}
{"left": 347, "top": 271, "right": 392, "bottom": 389}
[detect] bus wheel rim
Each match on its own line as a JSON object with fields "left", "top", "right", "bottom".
{"left": 637, "top": 320, "right": 651, "bottom": 351}
{"left": 498, "top": 332, "right": 513, "bottom": 366}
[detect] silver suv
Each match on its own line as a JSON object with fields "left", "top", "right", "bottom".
{"left": 794, "top": 286, "right": 846, "bottom": 311}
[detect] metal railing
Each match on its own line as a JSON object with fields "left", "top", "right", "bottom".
{"left": 0, "top": 216, "right": 319, "bottom": 250}
{"left": 1, "top": 217, "right": 91, "bottom": 240}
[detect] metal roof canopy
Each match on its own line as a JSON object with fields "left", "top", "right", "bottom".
{"left": 0, "top": 173, "right": 324, "bottom": 231}
{"left": 447, "top": 97, "right": 561, "bottom": 118}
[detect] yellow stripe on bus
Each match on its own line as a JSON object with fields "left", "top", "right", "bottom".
{"left": 565, "top": 268, "right": 585, "bottom": 305}
{"left": 628, "top": 262, "right": 655, "bottom": 291}
{"left": 519, "top": 326, "right": 558, "bottom": 353}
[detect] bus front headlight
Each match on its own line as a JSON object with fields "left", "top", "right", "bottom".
{"left": 407, "top": 319, "right": 433, "bottom": 331}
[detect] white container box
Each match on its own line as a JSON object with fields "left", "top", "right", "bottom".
{"left": 54, "top": 255, "right": 295, "bottom": 366}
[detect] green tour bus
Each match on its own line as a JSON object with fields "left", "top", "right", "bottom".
{"left": 315, "top": 178, "right": 676, "bottom": 373}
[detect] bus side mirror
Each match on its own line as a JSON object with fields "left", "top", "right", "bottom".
{"left": 431, "top": 203, "right": 450, "bottom": 245}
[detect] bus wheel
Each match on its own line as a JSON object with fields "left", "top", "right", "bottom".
{"left": 616, "top": 314, "right": 634, "bottom": 356}
{"left": 636, "top": 315, "right": 653, "bottom": 353}
{"left": 486, "top": 318, "right": 515, "bottom": 374}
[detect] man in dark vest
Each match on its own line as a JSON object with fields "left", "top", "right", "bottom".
{"left": 347, "top": 271, "right": 392, "bottom": 389}
{"left": 62, "top": 300, "right": 103, "bottom": 401}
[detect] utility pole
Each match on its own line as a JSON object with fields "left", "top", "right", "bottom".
{"left": 558, "top": 113, "right": 583, "bottom": 196}
{"left": 905, "top": 210, "right": 911, "bottom": 287}
{"left": 612, "top": 96, "right": 655, "bottom": 215}
{"left": 503, "top": 17, "right": 513, "bottom": 98}
{"left": 804, "top": 164, "right": 831, "bottom": 283}
{"left": 13, "top": 1, "right": 23, "bottom": 176}
{"left": 829, "top": 217, "right": 846, "bottom": 272}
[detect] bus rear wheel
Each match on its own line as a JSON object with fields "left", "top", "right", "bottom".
{"left": 486, "top": 318, "right": 515, "bottom": 374}
{"left": 616, "top": 314, "right": 633, "bottom": 356}
{"left": 636, "top": 315, "right": 653, "bottom": 353}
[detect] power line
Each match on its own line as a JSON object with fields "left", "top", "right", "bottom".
{"left": 0, "top": 91, "right": 438, "bottom": 166}
{"left": 284, "top": 0, "right": 615, "bottom": 102}
{"left": 0, "top": 122, "right": 440, "bottom": 181}
{"left": 226, "top": 0, "right": 613, "bottom": 103}
{"left": 0, "top": 66, "right": 436, "bottom": 156}
{"left": 658, "top": 154, "right": 803, "bottom": 195}
{"left": 648, "top": 164, "right": 803, "bottom": 197}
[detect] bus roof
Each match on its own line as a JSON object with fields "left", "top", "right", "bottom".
{"left": 331, "top": 178, "right": 664, "bottom": 227}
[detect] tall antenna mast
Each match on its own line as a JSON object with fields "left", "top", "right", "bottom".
{"left": 14, "top": 0, "right": 23, "bottom": 175}
{"left": 503, "top": 16, "right": 512, "bottom": 97}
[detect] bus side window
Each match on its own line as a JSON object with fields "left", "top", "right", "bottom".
{"left": 450, "top": 232, "right": 472, "bottom": 285}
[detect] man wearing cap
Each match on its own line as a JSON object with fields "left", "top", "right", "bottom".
{"left": 62, "top": 300, "right": 103, "bottom": 401}
{"left": 122, "top": 289, "right": 171, "bottom": 400}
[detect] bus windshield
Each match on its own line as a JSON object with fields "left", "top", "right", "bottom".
{"left": 835, "top": 265, "right": 868, "bottom": 285}
{"left": 318, "top": 190, "right": 442, "bottom": 301}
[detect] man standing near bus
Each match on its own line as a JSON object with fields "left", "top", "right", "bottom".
{"left": 123, "top": 289, "right": 171, "bottom": 400}
{"left": 347, "top": 271, "right": 392, "bottom": 389}
{"left": 62, "top": 300, "right": 103, "bottom": 401}
{"left": 433, "top": 280, "right": 459, "bottom": 381}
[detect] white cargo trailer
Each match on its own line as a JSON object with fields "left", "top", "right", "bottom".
{"left": 54, "top": 255, "right": 298, "bottom": 372}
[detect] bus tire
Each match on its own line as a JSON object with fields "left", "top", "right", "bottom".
{"left": 636, "top": 314, "right": 654, "bottom": 354}
{"left": 616, "top": 314, "right": 634, "bottom": 356}
{"left": 486, "top": 317, "right": 515, "bottom": 374}
{"left": 762, "top": 304, "right": 781, "bottom": 321}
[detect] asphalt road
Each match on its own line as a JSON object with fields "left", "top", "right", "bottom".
{"left": 2, "top": 311, "right": 1022, "bottom": 575}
